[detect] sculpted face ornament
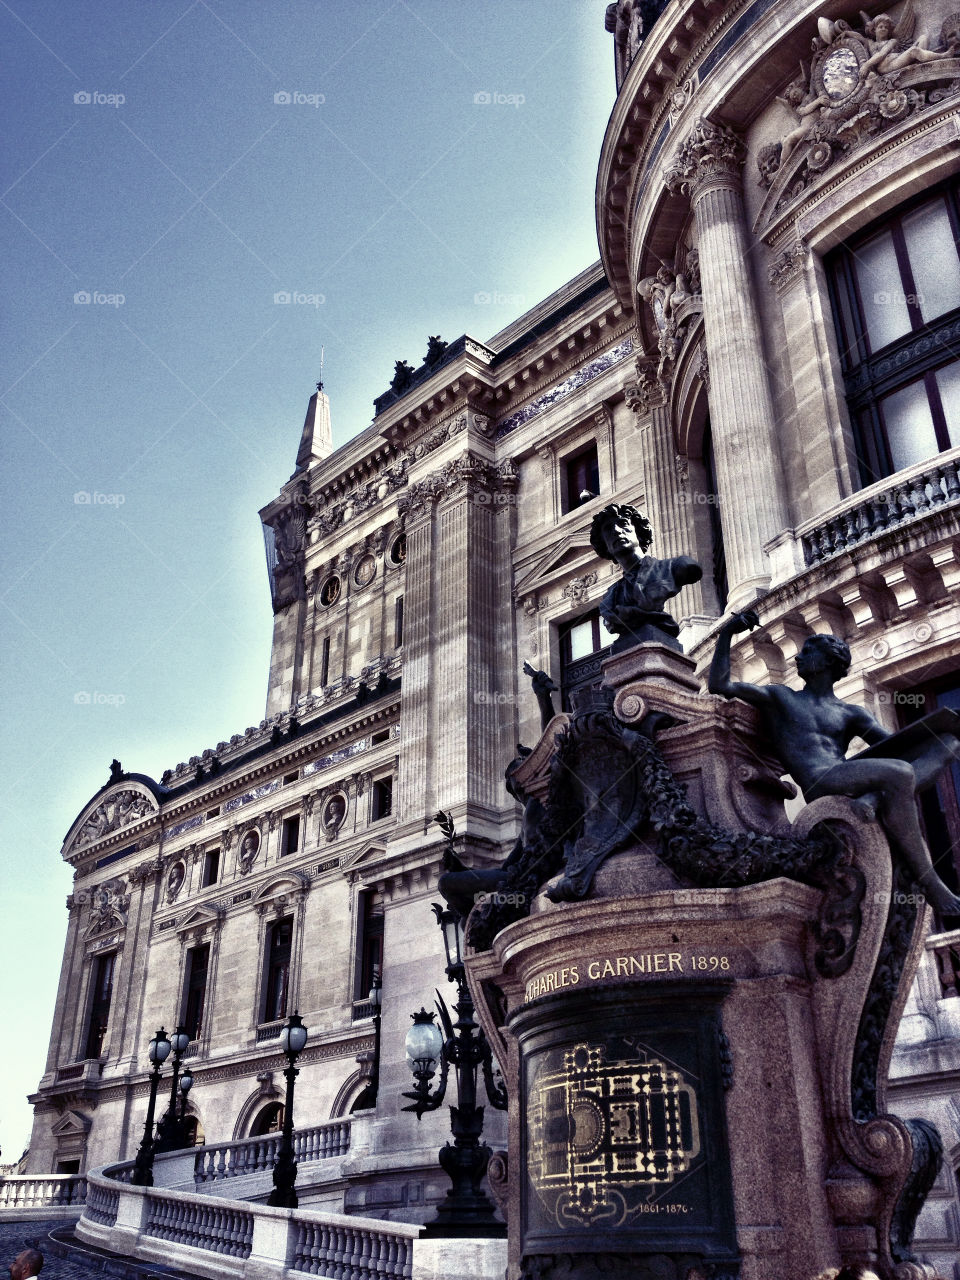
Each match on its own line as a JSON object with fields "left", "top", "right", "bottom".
{"left": 166, "top": 862, "right": 185, "bottom": 902}
{"left": 322, "top": 794, "right": 347, "bottom": 838}
{"left": 238, "top": 828, "right": 261, "bottom": 874}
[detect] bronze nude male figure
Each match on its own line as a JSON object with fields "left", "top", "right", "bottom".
{"left": 709, "top": 610, "right": 960, "bottom": 917}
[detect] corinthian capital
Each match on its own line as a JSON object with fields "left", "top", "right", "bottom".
{"left": 664, "top": 118, "right": 746, "bottom": 200}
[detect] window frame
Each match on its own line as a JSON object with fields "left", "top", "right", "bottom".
{"left": 261, "top": 915, "right": 293, "bottom": 1024}
{"left": 827, "top": 180, "right": 960, "bottom": 486}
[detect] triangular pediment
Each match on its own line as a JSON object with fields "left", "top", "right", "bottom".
{"left": 174, "top": 904, "right": 223, "bottom": 935}
{"left": 51, "top": 1109, "right": 92, "bottom": 1136}
{"left": 339, "top": 842, "right": 387, "bottom": 874}
{"left": 515, "top": 537, "right": 597, "bottom": 596}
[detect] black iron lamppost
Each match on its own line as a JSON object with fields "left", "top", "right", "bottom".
{"left": 402, "top": 904, "right": 507, "bottom": 1237}
{"left": 267, "top": 1012, "right": 309, "bottom": 1208}
{"left": 154, "top": 1025, "right": 191, "bottom": 1152}
{"left": 177, "top": 1063, "right": 194, "bottom": 1146}
{"left": 131, "top": 1028, "right": 172, "bottom": 1186}
{"left": 351, "top": 968, "right": 383, "bottom": 1112}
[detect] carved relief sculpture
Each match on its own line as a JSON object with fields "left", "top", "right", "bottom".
{"left": 74, "top": 789, "right": 155, "bottom": 849}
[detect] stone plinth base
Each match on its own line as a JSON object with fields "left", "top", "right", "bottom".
{"left": 411, "top": 1234, "right": 508, "bottom": 1280}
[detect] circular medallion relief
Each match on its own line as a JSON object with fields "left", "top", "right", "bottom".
{"left": 354, "top": 554, "right": 376, "bottom": 588}
{"left": 166, "top": 861, "right": 185, "bottom": 902}
{"left": 319, "top": 575, "right": 341, "bottom": 607}
{"left": 821, "top": 47, "right": 860, "bottom": 101}
{"left": 321, "top": 793, "right": 347, "bottom": 838}
{"left": 238, "top": 828, "right": 261, "bottom": 874}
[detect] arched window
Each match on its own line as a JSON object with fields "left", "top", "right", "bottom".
{"left": 250, "top": 1102, "right": 284, "bottom": 1136}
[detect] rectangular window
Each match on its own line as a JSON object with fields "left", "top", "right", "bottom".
{"left": 356, "top": 891, "right": 384, "bottom": 1005}
{"left": 182, "top": 943, "right": 210, "bottom": 1042}
{"left": 84, "top": 951, "right": 116, "bottom": 1059}
{"left": 371, "top": 777, "right": 393, "bottom": 821}
{"left": 262, "top": 917, "right": 293, "bottom": 1023}
{"left": 561, "top": 442, "right": 601, "bottom": 514}
{"left": 281, "top": 813, "right": 300, "bottom": 857}
{"left": 827, "top": 181, "right": 960, "bottom": 486}
{"left": 320, "top": 636, "right": 330, "bottom": 687}
{"left": 395, "top": 596, "right": 404, "bottom": 647}
{"left": 558, "top": 610, "right": 615, "bottom": 711}
{"left": 200, "top": 848, "right": 220, "bottom": 888}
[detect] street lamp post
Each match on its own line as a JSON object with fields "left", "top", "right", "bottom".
{"left": 131, "top": 1028, "right": 172, "bottom": 1186}
{"left": 402, "top": 904, "right": 507, "bottom": 1236}
{"left": 351, "top": 968, "right": 382, "bottom": 1112}
{"left": 177, "top": 1063, "right": 194, "bottom": 1147}
{"left": 154, "top": 1025, "right": 190, "bottom": 1153}
{"left": 267, "top": 1012, "right": 309, "bottom": 1208}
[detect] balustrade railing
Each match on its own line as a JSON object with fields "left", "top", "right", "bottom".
{"left": 84, "top": 1181, "right": 119, "bottom": 1226}
{"left": 0, "top": 1175, "right": 87, "bottom": 1212}
{"left": 79, "top": 1166, "right": 422, "bottom": 1280}
{"left": 193, "top": 1118, "right": 350, "bottom": 1184}
{"left": 930, "top": 931, "right": 960, "bottom": 999}
{"left": 293, "top": 1219, "right": 414, "bottom": 1278}
{"left": 800, "top": 452, "right": 960, "bottom": 566}
{"left": 146, "top": 1194, "right": 254, "bottom": 1258}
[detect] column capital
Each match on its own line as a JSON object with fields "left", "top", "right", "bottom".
{"left": 664, "top": 118, "right": 746, "bottom": 201}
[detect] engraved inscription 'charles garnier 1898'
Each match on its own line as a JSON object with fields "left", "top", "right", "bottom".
{"left": 528, "top": 1041, "right": 701, "bottom": 1229}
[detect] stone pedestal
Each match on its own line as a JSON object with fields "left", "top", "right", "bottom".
{"left": 463, "top": 644, "right": 943, "bottom": 1280}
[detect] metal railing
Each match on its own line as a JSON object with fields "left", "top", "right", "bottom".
{"left": 193, "top": 1118, "right": 350, "bottom": 1184}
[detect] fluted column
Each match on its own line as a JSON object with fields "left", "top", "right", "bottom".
{"left": 666, "top": 118, "right": 788, "bottom": 609}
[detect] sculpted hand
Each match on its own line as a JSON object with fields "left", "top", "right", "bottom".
{"left": 722, "top": 609, "right": 760, "bottom": 635}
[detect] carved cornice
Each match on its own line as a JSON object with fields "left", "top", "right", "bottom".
{"left": 664, "top": 117, "right": 746, "bottom": 200}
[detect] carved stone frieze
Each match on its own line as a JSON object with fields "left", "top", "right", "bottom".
{"left": 79, "top": 877, "right": 130, "bottom": 936}
{"left": 73, "top": 789, "right": 157, "bottom": 851}
{"left": 755, "top": 11, "right": 960, "bottom": 223}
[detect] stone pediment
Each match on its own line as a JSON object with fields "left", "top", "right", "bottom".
{"left": 515, "top": 538, "right": 597, "bottom": 598}
{"left": 51, "top": 1109, "right": 92, "bottom": 1136}
{"left": 175, "top": 904, "right": 225, "bottom": 936}
{"left": 254, "top": 871, "right": 311, "bottom": 906}
{"left": 64, "top": 781, "right": 160, "bottom": 858}
{"left": 338, "top": 842, "right": 387, "bottom": 876}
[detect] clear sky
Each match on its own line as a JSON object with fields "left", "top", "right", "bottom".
{"left": 0, "top": 0, "right": 615, "bottom": 1163}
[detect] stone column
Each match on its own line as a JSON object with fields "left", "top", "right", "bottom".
{"left": 666, "top": 118, "right": 788, "bottom": 609}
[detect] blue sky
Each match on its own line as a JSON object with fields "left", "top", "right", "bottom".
{"left": 0, "top": 0, "right": 615, "bottom": 1161}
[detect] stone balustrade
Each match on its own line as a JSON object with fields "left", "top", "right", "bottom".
{"left": 193, "top": 1119, "right": 350, "bottom": 1185}
{"left": 929, "top": 929, "right": 960, "bottom": 999}
{"left": 0, "top": 1174, "right": 87, "bottom": 1218}
{"left": 799, "top": 448, "right": 960, "bottom": 567}
{"left": 79, "top": 1164, "right": 420, "bottom": 1280}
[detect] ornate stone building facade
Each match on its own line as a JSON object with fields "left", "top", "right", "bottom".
{"left": 26, "top": 0, "right": 960, "bottom": 1270}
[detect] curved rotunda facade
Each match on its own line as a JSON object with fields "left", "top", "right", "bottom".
{"left": 24, "top": 1, "right": 960, "bottom": 1273}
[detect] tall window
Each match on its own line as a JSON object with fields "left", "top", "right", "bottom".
{"left": 371, "top": 777, "right": 393, "bottom": 821}
{"left": 281, "top": 813, "right": 300, "bottom": 857}
{"left": 182, "top": 943, "right": 210, "bottom": 1042}
{"left": 84, "top": 951, "right": 116, "bottom": 1059}
{"left": 356, "top": 891, "right": 384, "bottom": 1007}
{"left": 558, "top": 610, "right": 615, "bottom": 711}
{"left": 320, "top": 636, "right": 330, "bottom": 687}
{"left": 200, "top": 848, "right": 219, "bottom": 888}
{"left": 262, "top": 917, "right": 292, "bottom": 1023}
{"left": 828, "top": 182, "right": 960, "bottom": 486}
{"left": 561, "top": 442, "right": 601, "bottom": 513}
{"left": 395, "top": 596, "right": 404, "bottom": 647}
